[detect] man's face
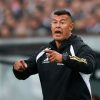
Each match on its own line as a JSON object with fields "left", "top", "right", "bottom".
{"left": 51, "top": 15, "right": 74, "bottom": 41}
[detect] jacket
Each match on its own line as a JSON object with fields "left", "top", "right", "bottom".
{"left": 13, "top": 34, "right": 95, "bottom": 100}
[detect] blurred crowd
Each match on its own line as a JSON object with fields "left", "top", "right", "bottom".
{"left": 0, "top": 0, "right": 100, "bottom": 38}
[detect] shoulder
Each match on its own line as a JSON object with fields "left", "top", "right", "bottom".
{"left": 71, "top": 35, "right": 86, "bottom": 50}
{"left": 72, "top": 35, "right": 94, "bottom": 54}
{"left": 27, "top": 46, "right": 48, "bottom": 61}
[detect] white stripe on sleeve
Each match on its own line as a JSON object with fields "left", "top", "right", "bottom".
{"left": 36, "top": 50, "right": 45, "bottom": 62}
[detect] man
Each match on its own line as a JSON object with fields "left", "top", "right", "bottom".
{"left": 13, "top": 9, "right": 95, "bottom": 100}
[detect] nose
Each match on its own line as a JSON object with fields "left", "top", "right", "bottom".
{"left": 56, "top": 22, "right": 61, "bottom": 28}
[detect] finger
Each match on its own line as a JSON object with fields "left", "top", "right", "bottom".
{"left": 46, "top": 53, "right": 52, "bottom": 58}
{"left": 14, "top": 60, "right": 26, "bottom": 71}
{"left": 13, "top": 63, "right": 22, "bottom": 71}
{"left": 45, "top": 49, "right": 53, "bottom": 53}
{"left": 49, "top": 56, "right": 55, "bottom": 62}
{"left": 44, "top": 48, "right": 50, "bottom": 52}
{"left": 20, "top": 60, "right": 27, "bottom": 68}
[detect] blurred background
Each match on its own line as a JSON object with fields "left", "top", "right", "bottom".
{"left": 0, "top": 0, "right": 100, "bottom": 100}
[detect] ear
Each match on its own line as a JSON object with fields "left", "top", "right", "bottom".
{"left": 69, "top": 23, "right": 74, "bottom": 31}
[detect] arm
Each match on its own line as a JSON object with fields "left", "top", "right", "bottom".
{"left": 63, "top": 46, "right": 95, "bottom": 74}
{"left": 13, "top": 54, "right": 38, "bottom": 80}
{"left": 44, "top": 46, "right": 95, "bottom": 74}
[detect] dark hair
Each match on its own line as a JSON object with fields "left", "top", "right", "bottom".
{"left": 51, "top": 9, "right": 73, "bottom": 21}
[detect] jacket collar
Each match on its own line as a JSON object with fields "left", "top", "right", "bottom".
{"left": 49, "top": 34, "right": 81, "bottom": 52}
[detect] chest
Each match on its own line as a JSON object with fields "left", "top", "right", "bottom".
{"left": 37, "top": 52, "right": 71, "bottom": 81}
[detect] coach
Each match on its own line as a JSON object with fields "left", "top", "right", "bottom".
{"left": 13, "top": 9, "right": 95, "bottom": 100}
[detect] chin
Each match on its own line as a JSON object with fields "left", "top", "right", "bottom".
{"left": 54, "top": 37, "right": 64, "bottom": 41}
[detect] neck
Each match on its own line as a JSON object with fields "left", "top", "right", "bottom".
{"left": 55, "top": 41, "right": 62, "bottom": 48}
{"left": 55, "top": 33, "right": 72, "bottom": 48}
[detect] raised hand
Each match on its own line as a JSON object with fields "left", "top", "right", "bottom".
{"left": 44, "top": 48, "right": 63, "bottom": 63}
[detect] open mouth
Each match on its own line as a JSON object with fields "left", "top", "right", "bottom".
{"left": 55, "top": 30, "right": 62, "bottom": 34}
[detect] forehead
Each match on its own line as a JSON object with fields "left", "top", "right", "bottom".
{"left": 51, "top": 15, "right": 70, "bottom": 21}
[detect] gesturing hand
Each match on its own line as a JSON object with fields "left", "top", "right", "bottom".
{"left": 44, "top": 48, "right": 63, "bottom": 63}
{"left": 13, "top": 60, "right": 28, "bottom": 72}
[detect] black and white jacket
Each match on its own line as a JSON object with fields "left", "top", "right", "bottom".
{"left": 13, "top": 35, "right": 95, "bottom": 100}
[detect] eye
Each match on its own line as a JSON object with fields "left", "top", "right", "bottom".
{"left": 60, "top": 21, "right": 66, "bottom": 24}
{"left": 61, "top": 22, "right": 64, "bottom": 24}
{"left": 52, "top": 21, "right": 57, "bottom": 24}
